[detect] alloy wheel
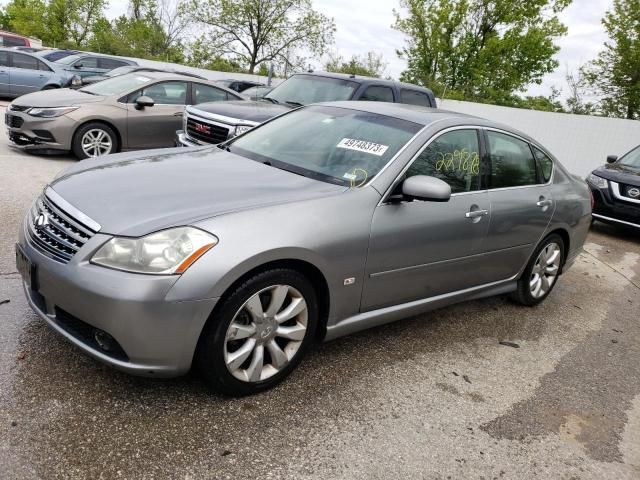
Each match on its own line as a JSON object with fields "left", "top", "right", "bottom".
{"left": 224, "top": 284, "right": 308, "bottom": 383}
{"left": 81, "top": 129, "right": 113, "bottom": 157}
{"left": 529, "top": 242, "right": 561, "bottom": 299}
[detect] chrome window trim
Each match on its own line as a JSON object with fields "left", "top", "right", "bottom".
{"left": 610, "top": 181, "right": 640, "bottom": 205}
{"left": 45, "top": 186, "right": 101, "bottom": 232}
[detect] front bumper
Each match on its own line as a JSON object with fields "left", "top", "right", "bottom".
{"left": 17, "top": 223, "right": 218, "bottom": 377}
{"left": 589, "top": 182, "right": 640, "bottom": 229}
{"left": 175, "top": 130, "right": 202, "bottom": 147}
{"left": 6, "top": 110, "right": 74, "bottom": 151}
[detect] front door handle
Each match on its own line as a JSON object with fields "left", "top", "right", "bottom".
{"left": 536, "top": 199, "right": 553, "bottom": 207}
{"left": 465, "top": 209, "right": 489, "bottom": 218}
{"left": 173, "top": 112, "right": 183, "bottom": 117}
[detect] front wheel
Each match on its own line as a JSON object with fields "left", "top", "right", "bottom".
{"left": 510, "top": 233, "right": 565, "bottom": 306}
{"left": 72, "top": 122, "right": 118, "bottom": 159}
{"left": 197, "top": 269, "right": 318, "bottom": 396}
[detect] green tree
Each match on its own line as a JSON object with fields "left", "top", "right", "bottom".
{"left": 583, "top": 0, "right": 640, "bottom": 119}
{"left": 394, "top": 0, "right": 571, "bottom": 102}
{"left": 185, "top": 36, "right": 245, "bottom": 72}
{"left": 325, "top": 51, "right": 388, "bottom": 78}
{"left": 182, "top": 0, "right": 335, "bottom": 73}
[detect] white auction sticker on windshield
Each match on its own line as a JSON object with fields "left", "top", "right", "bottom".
{"left": 336, "top": 138, "right": 389, "bottom": 156}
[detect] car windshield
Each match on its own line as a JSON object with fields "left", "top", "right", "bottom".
{"left": 80, "top": 74, "right": 151, "bottom": 96}
{"left": 620, "top": 146, "right": 640, "bottom": 169}
{"left": 229, "top": 105, "right": 422, "bottom": 186}
{"left": 55, "top": 54, "right": 83, "bottom": 65}
{"left": 265, "top": 75, "right": 359, "bottom": 106}
{"left": 107, "top": 66, "right": 136, "bottom": 77}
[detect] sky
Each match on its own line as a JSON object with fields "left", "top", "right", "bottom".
{"left": 98, "top": 0, "right": 614, "bottom": 98}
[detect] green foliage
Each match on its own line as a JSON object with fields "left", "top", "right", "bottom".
{"left": 583, "top": 0, "right": 640, "bottom": 119}
{"left": 394, "top": 0, "right": 571, "bottom": 103}
{"left": 325, "top": 51, "right": 387, "bottom": 78}
{"left": 185, "top": 36, "right": 245, "bottom": 72}
{"left": 182, "top": 0, "right": 335, "bottom": 73}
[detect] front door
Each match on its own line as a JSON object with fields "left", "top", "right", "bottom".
{"left": 481, "top": 130, "right": 555, "bottom": 281}
{"left": 361, "top": 128, "right": 491, "bottom": 311}
{"left": 126, "top": 80, "right": 189, "bottom": 149}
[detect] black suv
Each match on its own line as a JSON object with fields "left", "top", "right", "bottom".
{"left": 176, "top": 71, "right": 436, "bottom": 146}
{"left": 587, "top": 146, "right": 640, "bottom": 229}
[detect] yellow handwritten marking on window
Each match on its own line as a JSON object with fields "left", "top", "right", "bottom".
{"left": 435, "top": 149, "right": 480, "bottom": 175}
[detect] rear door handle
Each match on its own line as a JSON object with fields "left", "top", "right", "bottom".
{"left": 536, "top": 199, "right": 553, "bottom": 207}
{"left": 465, "top": 209, "right": 489, "bottom": 218}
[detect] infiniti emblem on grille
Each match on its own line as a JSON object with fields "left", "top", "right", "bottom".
{"left": 629, "top": 187, "right": 640, "bottom": 198}
{"left": 35, "top": 213, "right": 49, "bottom": 229}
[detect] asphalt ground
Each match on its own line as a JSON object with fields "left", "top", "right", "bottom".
{"left": 0, "top": 105, "right": 639, "bottom": 479}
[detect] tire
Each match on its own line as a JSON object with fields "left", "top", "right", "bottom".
{"left": 510, "top": 233, "right": 565, "bottom": 306}
{"left": 197, "top": 268, "right": 318, "bottom": 396}
{"left": 72, "top": 122, "right": 119, "bottom": 159}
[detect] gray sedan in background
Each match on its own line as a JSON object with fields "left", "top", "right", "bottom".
{"left": 0, "top": 48, "right": 79, "bottom": 97}
{"left": 16, "top": 102, "right": 592, "bottom": 396}
{"left": 6, "top": 71, "right": 243, "bottom": 158}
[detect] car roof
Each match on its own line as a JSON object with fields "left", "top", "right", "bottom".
{"left": 318, "top": 101, "right": 538, "bottom": 144}
{"left": 294, "top": 71, "right": 435, "bottom": 94}
{"left": 112, "top": 71, "right": 243, "bottom": 97}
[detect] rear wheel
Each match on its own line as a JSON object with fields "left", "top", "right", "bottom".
{"left": 197, "top": 269, "right": 318, "bottom": 396}
{"left": 72, "top": 122, "right": 118, "bottom": 159}
{"left": 511, "top": 233, "right": 564, "bottom": 306}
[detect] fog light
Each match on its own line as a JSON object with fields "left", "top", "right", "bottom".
{"left": 94, "top": 329, "right": 116, "bottom": 352}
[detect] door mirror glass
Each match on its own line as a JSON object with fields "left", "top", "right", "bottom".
{"left": 135, "top": 95, "right": 155, "bottom": 109}
{"left": 607, "top": 155, "right": 618, "bottom": 164}
{"left": 402, "top": 175, "right": 451, "bottom": 202}
{"left": 74, "top": 63, "right": 83, "bottom": 69}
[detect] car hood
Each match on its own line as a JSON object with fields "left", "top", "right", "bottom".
{"left": 190, "top": 100, "right": 292, "bottom": 123}
{"left": 49, "top": 147, "right": 346, "bottom": 236}
{"left": 593, "top": 163, "right": 640, "bottom": 186}
{"left": 12, "top": 88, "right": 106, "bottom": 107}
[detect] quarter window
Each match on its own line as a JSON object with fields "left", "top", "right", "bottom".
{"left": 533, "top": 147, "right": 554, "bottom": 183}
{"left": 194, "top": 84, "right": 228, "bottom": 103}
{"left": 38, "top": 60, "right": 51, "bottom": 72}
{"left": 400, "top": 89, "right": 431, "bottom": 107}
{"left": 487, "top": 131, "right": 537, "bottom": 188}
{"left": 12, "top": 53, "right": 38, "bottom": 70}
{"left": 98, "top": 58, "right": 129, "bottom": 70}
{"left": 405, "top": 129, "right": 481, "bottom": 193}
{"left": 360, "top": 86, "right": 394, "bottom": 102}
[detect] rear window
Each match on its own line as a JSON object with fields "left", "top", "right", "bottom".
{"left": 400, "top": 89, "right": 431, "bottom": 107}
{"left": 99, "top": 58, "right": 129, "bottom": 70}
{"left": 1, "top": 35, "right": 27, "bottom": 47}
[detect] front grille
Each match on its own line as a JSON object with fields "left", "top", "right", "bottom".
{"left": 6, "top": 114, "right": 23, "bottom": 128}
{"left": 620, "top": 184, "right": 640, "bottom": 201}
{"left": 26, "top": 194, "right": 97, "bottom": 263}
{"left": 9, "top": 104, "right": 29, "bottom": 112}
{"left": 186, "top": 117, "right": 229, "bottom": 144}
{"left": 55, "top": 307, "right": 129, "bottom": 362}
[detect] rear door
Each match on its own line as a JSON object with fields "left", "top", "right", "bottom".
{"left": 481, "top": 129, "right": 554, "bottom": 282}
{"left": 0, "top": 51, "right": 10, "bottom": 96}
{"left": 126, "top": 80, "right": 189, "bottom": 149}
{"left": 9, "top": 53, "right": 52, "bottom": 96}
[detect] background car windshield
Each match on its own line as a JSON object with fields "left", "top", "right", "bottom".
{"left": 81, "top": 74, "right": 151, "bottom": 96}
{"left": 107, "top": 66, "right": 136, "bottom": 77}
{"left": 230, "top": 105, "right": 422, "bottom": 186}
{"left": 55, "top": 54, "right": 82, "bottom": 65}
{"left": 620, "top": 146, "right": 640, "bottom": 169}
{"left": 266, "top": 75, "right": 359, "bottom": 105}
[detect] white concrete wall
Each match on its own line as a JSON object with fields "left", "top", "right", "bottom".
{"left": 439, "top": 99, "right": 640, "bottom": 177}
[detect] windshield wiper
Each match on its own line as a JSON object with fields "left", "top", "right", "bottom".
{"left": 217, "top": 144, "right": 231, "bottom": 152}
{"left": 79, "top": 90, "right": 98, "bottom": 95}
{"left": 284, "top": 100, "right": 303, "bottom": 108}
{"left": 259, "top": 97, "right": 279, "bottom": 104}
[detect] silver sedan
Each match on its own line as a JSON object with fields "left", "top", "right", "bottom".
{"left": 16, "top": 102, "right": 592, "bottom": 396}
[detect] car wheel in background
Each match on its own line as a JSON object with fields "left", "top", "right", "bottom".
{"left": 510, "top": 233, "right": 565, "bottom": 306}
{"left": 72, "top": 122, "right": 118, "bottom": 159}
{"left": 197, "top": 269, "right": 318, "bottom": 396}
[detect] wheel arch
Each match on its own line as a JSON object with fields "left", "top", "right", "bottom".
{"left": 72, "top": 119, "right": 123, "bottom": 153}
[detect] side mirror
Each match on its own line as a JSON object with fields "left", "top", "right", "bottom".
{"left": 135, "top": 95, "right": 155, "bottom": 109}
{"left": 74, "top": 63, "right": 83, "bottom": 69}
{"left": 401, "top": 175, "right": 451, "bottom": 202}
{"left": 606, "top": 155, "right": 618, "bottom": 164}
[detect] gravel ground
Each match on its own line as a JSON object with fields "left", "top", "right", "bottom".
{"left": 0, "top": 108, "right": 639, "bottom": 479}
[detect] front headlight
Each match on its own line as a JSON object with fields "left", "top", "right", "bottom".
{"left": 28, "top": 106, "right": 79, "bottom": 118}
{"left": 586, "top": 173, "right": 607, "bottom": 188}
{"left": 234, "top": 124, "right": 254, "bottom": 136}
{"left": 71, "top": 75, "right": 82, "bottom": 87}
{"left": 91, "top": 227, "right": 218, "bottom": 275}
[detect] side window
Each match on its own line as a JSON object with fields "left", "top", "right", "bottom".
{"left": 3, "top": 36, "right": 26, "bottom": 47}
{"left": 360, "top": 86, "right": 394, "bottom": 102}
{"left": 194, "top": 83, "right": 228, "bottom": 104}
{"left": 38, "top": 60, "right": 52, "bottom": 72}
{"left": 99, "top": 58, "right": 129, "bottom": 70}
{"left": 533, "top": 147, "right": 554, "bottom": 183}
{"left": 76, "top": 57, "right": 98, "bottom": 68}
{"left": 133, "top": 81, "right": 188, "bottom": 105}
{"left": 12, "top": 53, "right": 38, "bottom": 70}
{"left": 487, "top": 131, "right": 537, "bottom": 188}
{"left": 400, "top": 89, "right": 430, "bottom": 107}
{"left": 405, "top": 129, "right": 481, "bottom": 194}
{"left": 0, "top": 51, "right": 8, "bottom": 67}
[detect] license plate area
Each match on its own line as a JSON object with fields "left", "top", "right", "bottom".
{"left": 15, "top": 243, "right": 37, "bottom": 290}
